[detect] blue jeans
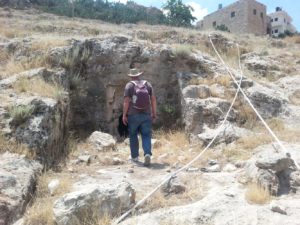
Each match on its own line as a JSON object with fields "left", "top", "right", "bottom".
{"left": 128, "top": 113, "right": 152, "bottom": 158}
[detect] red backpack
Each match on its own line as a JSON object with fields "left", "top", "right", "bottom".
{"left": 130, "top": 80, "right": 151, "bottom": 110}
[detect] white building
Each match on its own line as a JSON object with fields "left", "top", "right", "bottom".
{"left": 268, "top": 7, "right": 296, "bottom": 37}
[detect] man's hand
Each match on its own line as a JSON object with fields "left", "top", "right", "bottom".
{"left": 122, "top": 114, "right": 128, "bottom": 125}
{"left": 151, "top": 113, "right": 156, "bottom": 122}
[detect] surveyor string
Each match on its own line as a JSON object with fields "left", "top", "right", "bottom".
{"left": 208, "top": 34, "right": 300, "bottom": 170}
{"left": 114, "top": 45, "right": 244, "bottom": 224}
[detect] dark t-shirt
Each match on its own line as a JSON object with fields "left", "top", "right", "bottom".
{"left": 124, "top": 80, "right": 153, "bottom": 115}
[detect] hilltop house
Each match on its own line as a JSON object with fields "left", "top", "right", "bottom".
{"left": 197, "top": 0, "right": 267, "bottom": 35}
{"left": 269, "top": 7, "right": 297, "bottom": 37}
{"left": 197, "top": 0, "right": 297, "bottom": 36}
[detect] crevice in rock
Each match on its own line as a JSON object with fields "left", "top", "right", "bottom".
{"left": 276, "top": 169, "right": 292, "bottom": 196}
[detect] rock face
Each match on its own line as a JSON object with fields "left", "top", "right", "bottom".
{"left": 246, "top": 84, "right": 287, "bottom": 118}
{"left": 0, "top": 152, "right": 42, "bottom": 225}
{"left": 242, "top": 53, "right": 282, "bottom": 79}
{"left": 181, "top": 97, "right": 235, "bottom": 140}
{"left": 61, "top": 37, "right": 181, "bottom": 136}
{"left": 88, "top": 131, "right": 116, "bottom": 151}
{"left": 53, "top": 182, "right": 135, "bottom": 225}
{"left": 0, "top": 68, "right": 70, "bottom": 166}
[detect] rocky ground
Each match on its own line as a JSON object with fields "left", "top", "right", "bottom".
{"left": 1, "top": 6, "right": 300, "bottom": 225}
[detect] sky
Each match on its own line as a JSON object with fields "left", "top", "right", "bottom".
{"left": 111, "top": 0, "right": 300, "bottom": 31}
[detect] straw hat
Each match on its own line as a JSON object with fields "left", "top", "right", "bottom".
{"left": 128, "top": 68, "right": 143, "bottom": 77}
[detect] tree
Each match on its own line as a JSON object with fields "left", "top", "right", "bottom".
{"left": 216, "top": 24, "right": 230, "bottom": 32}
{"left": 163, "top": 0, "right": 196, "bottom": 27}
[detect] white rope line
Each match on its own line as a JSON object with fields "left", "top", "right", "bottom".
{"left": 209, "top": 34, "right": 300, "bottom": 170}
{"left": 114, "top": 45, "right": 244, "bottom": 224}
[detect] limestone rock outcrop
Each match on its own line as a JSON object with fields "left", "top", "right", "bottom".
{"left": 241, "top": 144, "right": 298, "bottom": 195}
{"left": 0, "top": 152, "right": 42, "bottom": 225}
{"left": 53, "top": 182, "right": 135, "bottom": 225}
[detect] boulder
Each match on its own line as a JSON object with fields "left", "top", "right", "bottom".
{"left": 198, "top": 122, "right": 251, "bottom": 146}
{"left": 48, "top": 179, "right": 60, "bottom": 196}
{"left": 246, "top": 84, "right": 287, "bottom": 118}
{"left": 0, "top": 152, "right": 42, "bottom": 225}
{"left": 182, "top": 98, "right": 236, "bottom": 138}
{"left": 53, "top": 182, "right": 135, "bottom": 225}
{"left": 270, "top": 203, "right": 287, "bottom": 215}
{"left": 88, "top": 131, "right": 116, "bottom": 151}
{"left": 161, "top": 177, "right": 186, "bottom": 195}
{"left": 182, "top": 85, "right": 211, "bottom": 99}
{"left": 241, "top": 144, "right": 297, "bottom": 195}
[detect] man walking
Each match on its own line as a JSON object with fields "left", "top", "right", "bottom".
{"left": 122, "top": 68, "right": 157, "bottom": 166}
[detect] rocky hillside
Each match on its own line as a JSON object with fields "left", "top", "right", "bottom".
{"left": 1, "top": 7, "right": 300, "bottom": 225}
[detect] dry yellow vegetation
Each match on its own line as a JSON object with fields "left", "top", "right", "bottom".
{"left": 30, "top": 37, "right": 68, "bottom": 51}
{"left": 0, "top": 134, "right": 35, "bottom": 158}
{"left": 24, "top": 171, "right": 72, "bottom": 225}
{"left": 245, "top": 183, "right": 271, "bottom": 205}
{"left": 13, "top": 77, "right": 65, "bottom": 100}
{"left": 1, "top": 54, "right": 50, "bottom": 78}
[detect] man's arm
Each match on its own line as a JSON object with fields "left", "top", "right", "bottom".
{"left": 151, "top": 95, "right": 157, "bottom": 120}
{"left": 122, "top": 96, "right": 130, "bottom": 125}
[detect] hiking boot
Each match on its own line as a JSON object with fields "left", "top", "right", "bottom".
{"left": 144, "top": 154, "right": 151, "bottom": 167}
{"left": 131, "top": 157, "right": 139, "bottom": 163}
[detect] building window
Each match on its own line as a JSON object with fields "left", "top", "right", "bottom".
{"left": 231, "top": 11, "right": 235, "bottom": 18}
{"left": 213, "top": 21, "right": 216, "bottom": 27}
{"left": 260, "top": 12, "right": 263, "bottom": 18}
{"left": 275, "top": 18, "right": 278, "bottom": 22}
{"left": 253, "top": 9, "right": 257, "bottom": 15}
{"left": 284, "top": 18, "right": 286, "bottom": 23}
{"left": 272, "top": 30, "right": 274, "bottom": 34}
{"left": 271, "top": 18, "right": 273, "bottom": 22}
{"left": 275, "top": 29, "right": 278, "bottom": 33}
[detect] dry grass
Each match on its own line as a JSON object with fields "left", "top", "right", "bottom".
{"left": 245, "top": 183, "right": 271, "bottom": 205}
{"left": 13, "top": 77, "right": 65, "bottom": 100}
{"left": 224, "top": 117, "right": 300, "bottom": 161}
{"left": 24, "top": 171, "right": 73, "bottom": 225}
{"left": 36, "top": 172, "right": 72, "bottom": 198}
{"left": 1, "top": 54, "right": 50, "bottom": 78}
{"left": 172, "top": 44, "right": 194, "bottom": 59}
{"left": 0, "top": 134, "right": 36, "bottom": 158}
{"left": 224, "top": 134, "right": 272, "bottom": 161}
{"left": 0, "top": 49, "right": 9, "bottom": 63}
{"left": 0, "top": 26, "right": 29, "bottom": 38}
{"left": 24, "top": 199, "right": 55, "bottom": 225}
{"left": 153, "top": 130, "right": 191, "bottom": 165}
{"left": 30, "top": 37, "right": 68, "bottom": 51}
{"left": 189, "top": 75, "right": 231, "bottom": 88}
{"left": 289, "top": 90, "right": 300, "bottom": 105}
{"left": 286, "top": 35, "right": 300, "bottom": 44}
{"left": 236, "top": 104, "right": 258, "bottom": 128}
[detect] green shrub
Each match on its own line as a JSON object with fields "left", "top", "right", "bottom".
{"left": 216, "top": 24, "right": 230, "bottom": 32}
{"left": 173, "top": 45, "right": 194, "bottom": 59}
{"left": 9, "top": 105, "right": 35, "bottom": 125}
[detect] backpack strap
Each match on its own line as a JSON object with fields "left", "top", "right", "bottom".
{"left": 130, "top": 81, "right": 137, "bottom": 86}
{"left": 130, "top": 80, "right": 147, "bottom": 86}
